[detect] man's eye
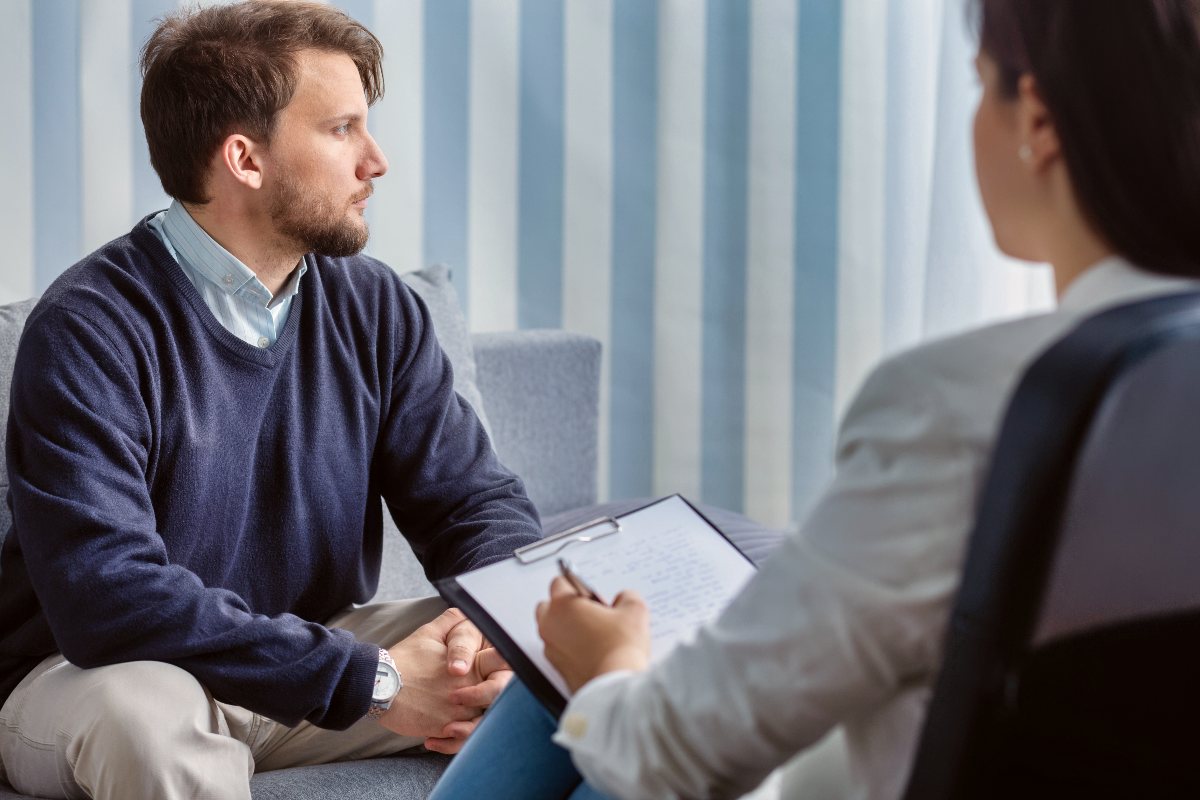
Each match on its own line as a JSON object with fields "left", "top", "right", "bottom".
{"left": 334, "top": 124, "right": 350, "bottom": 135}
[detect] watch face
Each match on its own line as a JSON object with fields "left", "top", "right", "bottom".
{"left": 374, "top": 663, "right": 400, "bottom": 702}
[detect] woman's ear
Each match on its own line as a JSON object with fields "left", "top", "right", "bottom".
{"left": 1016, "top": 73, "right": 1061, "bottom": 172}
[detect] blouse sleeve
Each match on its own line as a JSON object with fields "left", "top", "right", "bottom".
{"left": 553, "top": 354, "right": 984, "bottom": 799}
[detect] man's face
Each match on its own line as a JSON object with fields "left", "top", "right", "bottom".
{"left": 264, "top": 49, "right": 388, "bottom": 257}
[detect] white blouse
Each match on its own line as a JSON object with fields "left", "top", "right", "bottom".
{"left": 554, "top": 257, "right": 1199, "bottom": 800}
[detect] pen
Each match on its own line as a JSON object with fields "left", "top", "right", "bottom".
{"left": 557, "top": 558, "right": 608, "bottom": 605}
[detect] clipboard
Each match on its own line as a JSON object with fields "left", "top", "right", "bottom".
{"left": 436, "top": 495, "right": 757, "bottom": 716}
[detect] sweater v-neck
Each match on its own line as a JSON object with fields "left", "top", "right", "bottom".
{"left": 129, "top": 216, "right": 305, "bottom": 369}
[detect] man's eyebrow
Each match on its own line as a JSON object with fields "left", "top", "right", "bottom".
{"left": 320, "top": 113, "right": 364, "bottom": 125}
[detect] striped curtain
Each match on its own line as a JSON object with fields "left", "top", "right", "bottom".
{"left": 0, "top": 0, "right": 1052, "bottom": 529}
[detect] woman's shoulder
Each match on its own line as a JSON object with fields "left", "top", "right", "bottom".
{"left": 888, "top": 311, "right": 1075, "bottom": 387}
{"left": 846, "top": 310, "right": 1082, "bottom": 443}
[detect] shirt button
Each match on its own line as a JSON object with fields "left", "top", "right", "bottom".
{"left": 222, "top": 274, "right": 233, "bottom": 286}
{"left": 562, "top": 713, "right": 588, "bottom": 739}
{"left": 257, "top": 336, "right": 269, "bottom": 348}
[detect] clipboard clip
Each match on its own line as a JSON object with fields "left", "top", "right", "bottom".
{"left": 514, "top": 516, "right": 622, "bottom": 564}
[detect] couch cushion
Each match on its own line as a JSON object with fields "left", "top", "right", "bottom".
{"left": 400, "top": 264, "right": 491, "bottom": 437}
{"left": 248, "top": 752, "right": 451, "bottom": 799}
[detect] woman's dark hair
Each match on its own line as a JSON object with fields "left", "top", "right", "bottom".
{"left": 971, "top": 0, "right": 1200, "bottom": 278}
{"left": 140, "top": 0, "right": 384, "bottom": 204}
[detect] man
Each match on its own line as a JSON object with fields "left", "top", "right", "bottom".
{"left": 0, "top": 2, "right": 540, "bottom": 798}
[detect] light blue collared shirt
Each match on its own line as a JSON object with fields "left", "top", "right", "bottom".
{"left": 148, "top": 201, "right": 306, "bottom": 349}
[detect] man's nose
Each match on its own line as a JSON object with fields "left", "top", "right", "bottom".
{"left": 359, "top": 131, "right": 388, "bottom": 180}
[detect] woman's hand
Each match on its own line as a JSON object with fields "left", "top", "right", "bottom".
{"left": 536, "top": 576, "right": 652, "bottom": 693}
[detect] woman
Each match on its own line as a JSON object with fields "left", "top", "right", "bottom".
{"left": 430, "top": 1, "right": 1200, "bottom": 797}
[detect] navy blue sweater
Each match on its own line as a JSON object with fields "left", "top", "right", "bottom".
{"left": 0, "top": 218, "right": 541, "bottom": 729}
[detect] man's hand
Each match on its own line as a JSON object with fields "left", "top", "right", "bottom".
{"left": 536, "top": 576, "right": 651, "bottom": 693}
{"left": 428, "top": 612, "right": 514, "bottom": 753}
{"left": 378, "top": 608, "right": 514, "bottom": 754}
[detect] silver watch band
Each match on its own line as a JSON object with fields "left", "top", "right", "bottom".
{"left": 378, "top": 647, "right": 396, "bottom": 669}
{"left": 368, "top": 648, "right": 401, "bottom": 720}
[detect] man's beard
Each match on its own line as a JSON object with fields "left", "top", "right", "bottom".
{"left": 269, "top": 173, "right": 370, "bottom": 257}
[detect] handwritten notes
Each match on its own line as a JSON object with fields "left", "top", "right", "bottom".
{"left": 454, "top": 496, "right": 756, "bottom": 700}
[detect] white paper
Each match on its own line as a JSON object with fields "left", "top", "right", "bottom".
{"left": 454, "top": 496, "right": 757, "bottom": 700}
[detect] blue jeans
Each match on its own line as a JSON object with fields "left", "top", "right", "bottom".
{"left": 429, "top": 679, "right": 613, "bottom": 800}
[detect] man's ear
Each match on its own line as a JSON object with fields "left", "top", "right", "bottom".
{"left": 218, "top": 133, "right": 266, "bottom": 191}
{"left": 1016, "top": 73, "right": 1060, "bottom": 172}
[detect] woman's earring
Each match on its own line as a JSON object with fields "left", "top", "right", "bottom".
{"left": 1019, "top": 144, "right": 1033, "bottom": 163}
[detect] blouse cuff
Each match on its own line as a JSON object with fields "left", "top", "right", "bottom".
{"left": 551, "top": 669, "right": 636, "bottom": 752}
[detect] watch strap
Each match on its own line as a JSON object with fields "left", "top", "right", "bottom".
{"left": 368, "top": 648, "right": 401, "bottom": 720}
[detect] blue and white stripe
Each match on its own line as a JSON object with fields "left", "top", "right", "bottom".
{"left": 0, "top": 0, "right": 1054, "bottom": 527}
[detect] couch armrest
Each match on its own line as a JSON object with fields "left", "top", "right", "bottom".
{"left": 473, "top": 330, "right": 600, "bottom": 517}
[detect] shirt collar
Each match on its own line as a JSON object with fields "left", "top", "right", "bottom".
{"left": 270, "top": 257, "right": 308, "bottom": 308}
{"left": 160, "top": 200, "right": 307, "bottom": 303}
{"left": 1058, "top": 255, "right": 1200, "bottom": 316}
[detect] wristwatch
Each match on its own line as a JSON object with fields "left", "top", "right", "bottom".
{"left": 368, "top": 648, "right": 402, "bottom": 720}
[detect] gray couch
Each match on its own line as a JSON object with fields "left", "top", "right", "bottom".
{"left": 0, "top": 272, "right": 781, "bottom": 799}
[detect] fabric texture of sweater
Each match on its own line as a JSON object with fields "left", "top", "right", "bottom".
{"left": 0, "top": 217, "right": 541, "bottom": 729}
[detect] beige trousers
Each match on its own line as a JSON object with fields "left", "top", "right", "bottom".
{"left": 0, "top": 596, "right": 448, "bottom": 800}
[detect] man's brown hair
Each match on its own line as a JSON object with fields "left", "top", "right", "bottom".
{"left": 139, "top": 0, "right": 384, "bottom": 204}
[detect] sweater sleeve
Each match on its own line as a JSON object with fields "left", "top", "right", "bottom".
{"left": 5, "top": 306, "right": 378, "bottom": 730}
{"left": 376, "top": 285, "right": 542, "bottom": 579}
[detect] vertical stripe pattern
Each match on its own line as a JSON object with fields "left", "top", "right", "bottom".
{"left": 562, "top": 0, "right": 615, "bottom": 501}
{"left": 881, "top": 0, "right": 938, "bottom": 351}
{"left": 422, "top": 0, "right": 471, "bottom": 309}
{"left": 835, "top": 0, "right": 888, "bottom": 416}
{"left": 516, "top": 0, "right": 565, "bottom": 330}
{"left": 652, "top": 0, "right": 703, "bottom": 501}
{"left": 793, "top": 0, "right": 843, "bottom": 521}
{"left": 4, "top": 0, "right": 1059, "bottom": 526}
{"left": 700, "top": 0, "right": 750, "bottom": 511}
{"left": 369, "top": 0, "right": 423, "bottom": 273}
{"left": 81, "top": 0, "right": 135, "bottom": 254}
{"left": 467, "top": 0, "right": 520, "bottom": 332}
{"left": 33, "top": 0, "right": 82, "bottom": 292}
{"left": 609, "top": 0, "right": 659, "bottom": 501}
{"left": 744, "top": 0, "right": 798, "bottom": 527}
